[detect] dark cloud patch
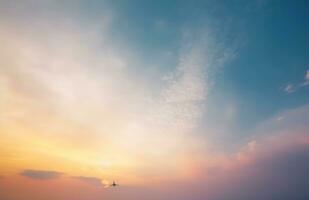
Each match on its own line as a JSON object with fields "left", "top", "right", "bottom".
{"left": 71, "top": 176, "right": 103, "bottom": 186}
{"left": 20, "top": 169, "right": 63, "bottom": 180}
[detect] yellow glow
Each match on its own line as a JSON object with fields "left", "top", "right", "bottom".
{"left": 0, "top": 15, "right": 211, "bottom": 187}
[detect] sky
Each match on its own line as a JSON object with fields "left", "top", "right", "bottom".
{"left": 0, "top": 0, "right": 308, "bottom": 200}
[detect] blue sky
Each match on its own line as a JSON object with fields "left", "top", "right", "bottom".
{"left": 89, "top": 0, "right": 309, "bottom": 142}
{"left": 101, "top": 1, "right": 309, "bottom": 112}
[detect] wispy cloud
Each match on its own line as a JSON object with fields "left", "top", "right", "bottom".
{"left": 283, "top": 69, "right": 309, "bottom": 93}
{"left": 301, "top": 69, "right": 309, "bottom": 86}
{"left": 284, "top": 83, "right": 296, "bottom": 93}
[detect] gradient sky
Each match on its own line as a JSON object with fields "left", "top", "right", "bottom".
{"left": 0, "top": 0, "right": 308, "bottom": 200}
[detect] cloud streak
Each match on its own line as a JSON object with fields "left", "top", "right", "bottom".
{"left": 20, "top": 169, "right": 63, "bottom": 180}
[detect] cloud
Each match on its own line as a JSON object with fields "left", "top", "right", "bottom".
{"left": 20, "top": 169, "right": 63, "bottom": 180}
{"left": 301, "top": 69, "right": 309, "bottom": 86}
{"left": 283, "top": 69, "right": 309, "bottom": 93}
{"left": 71, "top": 176, "right": 105, "bottom": 187}
{"left": 284, "top": 83, "right": 296, "bottom": 93}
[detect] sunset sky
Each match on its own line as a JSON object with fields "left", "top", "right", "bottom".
{"left": 0, "top": 1, "right": 308, "bottom": 200}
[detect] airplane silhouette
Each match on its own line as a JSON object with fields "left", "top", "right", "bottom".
{"left": 110, "top": 181, "right": 118, "bottom": 187}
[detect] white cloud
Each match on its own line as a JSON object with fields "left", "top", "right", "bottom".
{"left": 283, "top": 83, "right": 295, "bottom": 93}
{"left": 302, "top": 69, "right": 309, "bottom": 86}
{"left": 276, "top": 116, "right": 284, "bottom": 121}
{"left": 283, "top": 69, "right": 309, "bottom": 93}
{"left": 305, "top": 70, "right": 309, "bottom": 80}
